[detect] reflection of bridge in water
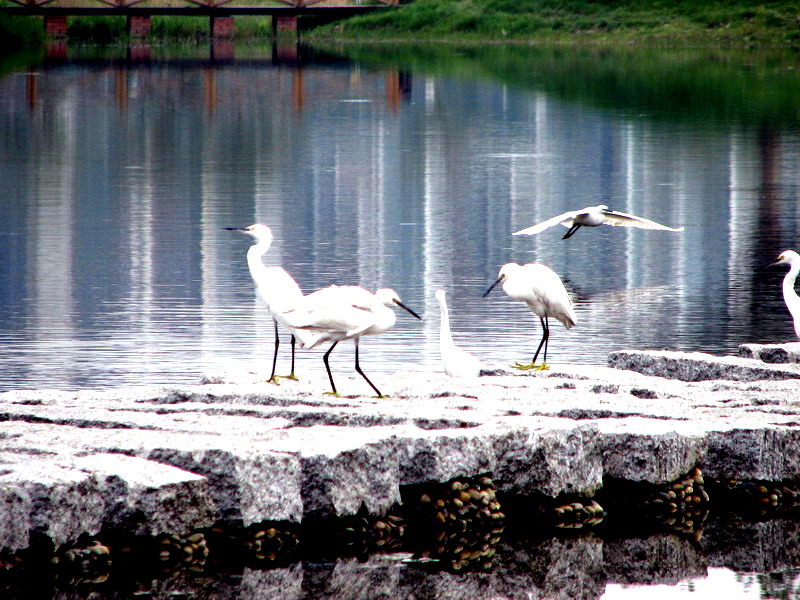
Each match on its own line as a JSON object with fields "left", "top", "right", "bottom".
{"left": 0, "top": 0, "right": 393, "bottom": 38}
{"left": 23, "top": 44, "right": 413, "bottom": 114}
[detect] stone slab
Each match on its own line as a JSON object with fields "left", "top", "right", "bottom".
{"left": 608, "top": 349, "right": 800, "bottom": 381}
{"left": 739, "top": 342, "right": 800, "bottom": 364}
{"left": 3, "top": 351, "right": 800, "bottom": 551}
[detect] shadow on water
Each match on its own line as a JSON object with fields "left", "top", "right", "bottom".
{"left": 4, "top": 509, "right": 800, "bottom": 598}
{"left": 17, "top": 40, "right": 800, "bottom": 130}
{"left": 314, "top": 42, "right": 800, "bottom": 129}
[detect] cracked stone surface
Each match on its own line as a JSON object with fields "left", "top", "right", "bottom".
{"left": 2, "top": 348, "right": 800, "bottom": 552}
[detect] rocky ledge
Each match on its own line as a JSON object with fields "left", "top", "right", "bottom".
{"left": 2, "top": 347, "right": 800, "bottom": 554}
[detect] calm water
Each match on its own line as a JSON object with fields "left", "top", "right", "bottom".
{"left": 2, "top": 44, "right": 800, "bottom": 392}
{"left": 2, "top": 38, "right": 800, "bottom": 600}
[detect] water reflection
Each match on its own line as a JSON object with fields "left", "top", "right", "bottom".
{"left": 1, "top": 43, "right": 800, "bottom": 392}
{"left": 8, "top": 520, "right": 799, "bottom": 599}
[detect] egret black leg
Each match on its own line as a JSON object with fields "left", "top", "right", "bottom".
{"left": 269, "top": 319, "right": 280, "bottom": 382}
{"left": 543, "top": 316, "right": 550, "bottom": 364}
{"left": 354, "top": 339, "right": 383, "bottom": 397}
{"left": 289, "top": 334, "right": 297, "bottom": 378}
{"left": 323, "top": 341, "right": 339, "bottom": 395}
{"left": 532, "top": 316, "right": 550, "bottom": 365}
{"left": 562, "top": 224, "right": 581, "bottom": 239}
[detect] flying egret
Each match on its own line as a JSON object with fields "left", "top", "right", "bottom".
{"left": 483, "top": 262, "right": 577, "bottom": 370}
{"left": 512, "top": 204, "right": 684, "bottom": 239}
{"left": 761, "top": 249, "right": 800, "bottom": 339}
{"left": 225, "top": 224, "right": 309, "bottom": 383}
{"left": 435, "top": 289, "right": 484, "bottom": 377}
{"left": 282, "top": 285, "right": 422, "bottom": 397}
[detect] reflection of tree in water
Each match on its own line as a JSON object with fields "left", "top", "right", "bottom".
{"left": 759, "top": 568, "right": 800, "bottom": 598}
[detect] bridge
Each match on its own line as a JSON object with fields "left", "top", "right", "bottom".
{"left": 0, "top": 0, "right": 394, "bottom": 38}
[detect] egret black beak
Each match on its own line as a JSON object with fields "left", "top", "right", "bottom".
{"left": 394, "top": 300, "right": 422, "bottom": 320}
{"left": 224, "top": 227, "right": 247, "bottom": 232}
{"left": 758, "top": 257, "right": 784, "bottom": 271}
{"left": 483, "top": 277, "right": 503, "bottom": 297}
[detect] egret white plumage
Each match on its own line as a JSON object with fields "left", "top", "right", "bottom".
{"left": 483, "top": 262, "right": 577, "bottom": 370}
{"left": 512, "top": 204, "right": 684, "bottom": 239}
{"left": 435, "top": 289, "right": 484, "bottom": 377}
{"left": 225, "top": 224, "right": 308, "bottom": 382}
{"left": 282, "top": 285, "right": 421, "bottom": 396}
{"left": 761, "top": 249, "right": 800, "bottom": 339}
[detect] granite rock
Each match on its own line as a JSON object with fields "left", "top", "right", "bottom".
{"left": 2, "top": 350, "right": 800, "bottom": 552}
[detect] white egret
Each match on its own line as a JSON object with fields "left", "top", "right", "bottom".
{"left": 761, "top": 249, "right": 800, "bottom": 339}
{"left": 435, "top": 289, "right": 483, "bottom": 377}
{"left": 512, "top": 204, "right": 684, "bottom": 239}
{"left": 282, "top": 285, "right": 422, "bottom": 397}
{"left": 225, "top": 224, "right": 309, "bottom": 383}
{"left": 483, "top": 262, "right": 577, "bottom": 370}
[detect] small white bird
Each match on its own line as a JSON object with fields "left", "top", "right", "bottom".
{"left": 225, "top": 224, "right": 309, "bottom": 382}
{"left": 282, "top": 285, "right": 422, "bottom": 396}
{"left": 483, "top": 263, "right": 577, "bottom": 370}
{"left": 512, "top": 204, "right": 684, "bottom": 239}
{"left": 435, "top": 289, "right": 484, "bottom": 377}
{"left": 761, "top": 249, "right": 800, "bottom": 339}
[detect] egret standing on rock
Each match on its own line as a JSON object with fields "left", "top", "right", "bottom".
{"left": 225, "top": 224, "right": 308, "bottom": 383}
{"left": 512, "top": 204, "right": 684, "bottom": 239}
{"left": 435, "top": 289, "right": 484, "bottom": 377}
{"left": 282, "top": 285, "right": 422, "bottom": 397}
{"left": 761, "top": 249, "right": 800, "bottom": 339}
{"left": 483, "top": 263, "right": 577, "bottom": 370}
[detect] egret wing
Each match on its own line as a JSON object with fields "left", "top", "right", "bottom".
{"left": 512, "top": 209, "right": 581, "bottom": 236}
{"left": 280, "top": 285, "right": 379, "bottom": 340}
{"left": 601, "top": 209, "right": 684, "bottom": 231}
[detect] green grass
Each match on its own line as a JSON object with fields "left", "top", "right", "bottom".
{"left": 0, "top": 12, "right": 273, "bottom": 46}
{"left": 64, "top": 14, "right": 273, "bottom": 42}
{"left": 309, "top": 0, "right": 800, "bottom": 46}
{"left": 0, "top": 13, "right": 44, "bottom": 50}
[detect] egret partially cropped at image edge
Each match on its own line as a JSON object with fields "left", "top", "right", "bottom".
{"left": 282, "top": 285, "right": 422, "bottom": 397}
{"left": 435, "top": 288, "right": 484, "bottom": 378}
{"left": 761, "top": 249, "right": 800, "bottom": 339}
{"left": 512, "top": 204, "right": 684, "bottom": 239}
{"left": 483, "top": 262, "right": 577, "bottom": 371}
{"left": 225, "top": 224, "right": 309, "bottom": 383}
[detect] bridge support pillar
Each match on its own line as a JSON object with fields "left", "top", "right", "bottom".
{"left": 211, "top": 16, "right": 235, "bottom": 38}
{"left": 43, "top": 15, "right": 68, "bottom": 38}
{"left": 127, "top": 15, "right": 151, "bottom": 38}
{"left": 273, "top": 16, "right": 298, "bottom": 35}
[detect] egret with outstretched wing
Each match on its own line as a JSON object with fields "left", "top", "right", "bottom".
{"left": 512, "top": 204, "right": 683, "bottom": 239}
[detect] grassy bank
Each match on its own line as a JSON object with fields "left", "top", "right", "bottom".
{"left": 309, "top": 0, "right": 800, "bottom": 46}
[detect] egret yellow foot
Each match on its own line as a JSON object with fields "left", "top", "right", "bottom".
{"left": 266, "top": 376, "right": 281, "bottom": 385}
{"left": 513, "top": 362, "right": 550, "bottom": 371}
{"left": 324, "top": 391, "right": 341, "bottom": 398}
{"left": 513, "top": 361, "right": 537, "bottom": 370}
{"left": 280, "top": 374, "right": 299, "bottom": 381}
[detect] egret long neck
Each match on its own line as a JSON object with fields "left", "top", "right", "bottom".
{"left": 438, "top": 299, "right": 454, "bottom": 345}
{"left": 783, "top": 262, "right": 800, "bottom": 336}
{"left": 246, "top": 239, "right": 270, "bottom": 278}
